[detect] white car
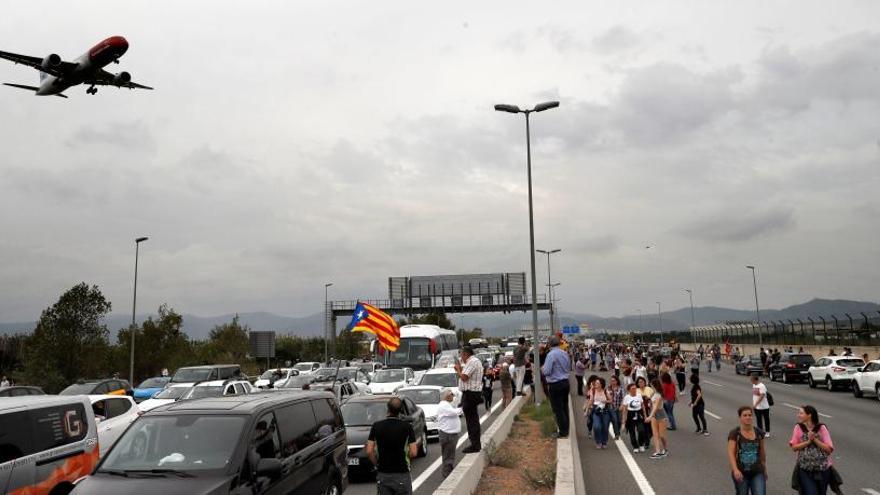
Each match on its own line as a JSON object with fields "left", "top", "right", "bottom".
{"left": 179, "top": 379, "right": 252, "bottom": 400}
{"left": 397, "top": 385, "right": 460, "bottom": 439}
{"left": 369, "top": 368, "right": 415, "bottom": 394}
{"left": 89, "top": 395, "right": 140, "bottom": 457}
{"left": 807, "top": 356, "right": 865, "bottom": 390}
{"left": 138, "top": 383, "right": 195, "bottom": 412}
{"left": 335, "top": 367, "right": 374, "bottom": 394}
{"left": 353, "top": 361, "right": 383, "bottom": 379}
{"left": 253, "top": 368, "right": 299, "bottom": 389}
{"left": 417, "top": 368, "right": 462, "bottom": 403}
{"left": 292, "top": 361, "right": 322, "bottom": 375}
{"left": 851, "top": 359, "right": 880, "bottom": 399}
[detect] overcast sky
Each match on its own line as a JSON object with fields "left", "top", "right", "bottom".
{"left": 1, "top": 1, "right": 879, "bottom": 323}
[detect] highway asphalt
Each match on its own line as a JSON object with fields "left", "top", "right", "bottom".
{"left": 574, "top": 364, "right": 880, "bottom": 494}
{"left": 345, "top": 382, "right": 504, "bottom": 495}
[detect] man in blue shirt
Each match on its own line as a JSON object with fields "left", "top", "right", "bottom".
{"left": 542, "top": 336, "right": 572, "bottom": 438}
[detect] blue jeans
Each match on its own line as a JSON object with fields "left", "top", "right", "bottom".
{"left": 797, "top": 468, "right": 830, "bottom": 495}
{"left": 608, "top": 409, "right": 621, "bottom": 438}
{"left": 732, "top": 471, "right": 766, "bottom": 495}
{"left": 591, "top": 408, "right": 610, "bottom": 445}
{"left": 663, "top": 401, "right": 677, "bottom": 430}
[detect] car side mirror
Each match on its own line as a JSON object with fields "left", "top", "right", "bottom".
{"left": 256, "top": 458, "right": 282, "bottom": 478}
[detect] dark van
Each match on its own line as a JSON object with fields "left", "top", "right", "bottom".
{"left": 72, "top": 392, "right": 348, "bottom": 495}
{"left": 769, "top": 353, "right": 816, "bottom": 383}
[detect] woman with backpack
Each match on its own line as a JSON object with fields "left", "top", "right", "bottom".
{"left": 789, "top": 405, "right": 835, "bottom": 495}
{"left": 728, "top": 406, "right": 767, "bottom": 494}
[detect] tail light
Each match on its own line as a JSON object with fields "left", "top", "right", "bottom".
{"left": 831, "top": 366, "right": 846, "bottom": 373}
{"left": 429, "top": 339, "right": 438, "bottom": 355}
{"left": 786, "top": 363, "right": 795, "bottom": 368}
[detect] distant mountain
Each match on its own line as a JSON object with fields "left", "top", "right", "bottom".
{"left": 2, "top": 298, "right": 877, "bottom": 339}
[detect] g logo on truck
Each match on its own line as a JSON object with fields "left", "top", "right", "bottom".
{"left": 64, "top": 408, "right": 82, "bottom": 438}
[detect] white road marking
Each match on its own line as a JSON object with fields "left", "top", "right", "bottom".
{"left": 610, "top": 422, "right": 656, "bottom": 495}
{"left": 860, "top": 488, "right": 880, "bottom": 495}
{"left": 410, "top": 398, "right": 503, "bottom": 491}
{"left": 782, "top": 402, "right": 833, "bottom": 419}
{"left": 705, "top": 409, "right": 722, "bottom": 420}
{"left": 703, "top": 380, "right": 724, "bottom": 387}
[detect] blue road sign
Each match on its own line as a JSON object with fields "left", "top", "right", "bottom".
{"left": 562, "top": 325, "right": 580, "bottom": 334}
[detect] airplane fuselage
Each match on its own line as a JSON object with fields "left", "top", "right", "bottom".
{"left": 36, "top": 36, "right": 129, "bottom": 95}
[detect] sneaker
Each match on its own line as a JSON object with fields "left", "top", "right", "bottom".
{"left": 649, "top": 452, "right": 664, "bottom": 459}
{"left": 660, "top": 449, "right": 668, "bottom": 456}
{"left": 694, "top": 429, "right": 703, "bottom": 434}
{"left": 633, "top": 447, "right": 640, "bottom": 453}
{"left": 703, "top": 431, "right": 710, "bottom": 436}
{"left": 764, "top": 432, "right": 771, "bottom": 438}
{"left": 639, "top": 446, "right": 646, "bottom": 452}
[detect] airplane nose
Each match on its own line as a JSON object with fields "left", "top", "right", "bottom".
{"left": 112, "top": 36, "right": 129, "bottom": 53}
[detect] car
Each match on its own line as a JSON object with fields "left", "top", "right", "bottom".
{"left": 312, "top": 368, "right": 341, "bottom": 383}
{"left": 735, "top": 355, "right": 765, "bottom": 376}
{"left": 253, "top": 368, "right": 299, "bottom": 389}
{"left": 369, "top": 368, "right": 415, "bottom": 394}
{"left": 397, "top": 385, "right": 460, "bottom": 439}
{"left": 851, "top": 359, "right": 880, "bottom": 398}
{"left": 292, "top": 361, "right": 322, "bottom": 375}
{"left": 475, "top": 352, "right": 494, "bottom": 368}
{"left": 417, "top": 368, "right": 459, "bottom": 389}
{"left": 0, "top": 385, "right": 44, "bottom": 397}
{"left": 169, "top": 364, "right": 243, "bottom": 384}
{"left": 132, "top": 376, "right": 171, "bottom": 402}
{"left": 334, "top": 367, "right": 373, "bottom": 393}
{"left": 352, "top": 361, "right": 383, "bottom": 379}
{"left": 179, "top": 379, "right": 253, "bottom": 400}
{"left": 769, "top": 353, "right": 816, "bottom": 383}
{"left": 807, "top": 356, "right": 866, "bottom": 390}
{"left": 340, "top": 394, "right": 428, "bottom": 477}
{"left": 89, "top": 395, "right": 141, "bottom": 457}
{"left": 276, "top": 374, "right": 316, "bottom": 390}
{"left": 310, "top": 381, "right": 364, "bottom": 402}
{"left": 137, "top": 382, "right": 196, "bottom": 412}
{"left": 1, "top": 395, "right": 99, "bottom": 495}
{"left": 73, "top": 391, "right": 348, "bottom": 495}
{"left": 60, "top": 378, "right": 132, "bottom": 396}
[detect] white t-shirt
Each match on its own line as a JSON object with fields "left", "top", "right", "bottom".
{"left": 634, "top": 365, "right": 647, "bottom": 380}
{"left": 752, "top": 382, "right": 769, "bottom": 410}
{"left": 623, "top": 394, "right": 644, "bottom": 412}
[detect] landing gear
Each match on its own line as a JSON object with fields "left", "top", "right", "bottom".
{"left": 86, "top": 86, "right": 97, "bottom": 95}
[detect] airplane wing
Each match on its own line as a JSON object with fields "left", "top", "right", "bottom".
{"left": 0, "top": 50, "right": 77, "bottom": 77}
{"left": 89, "top": 68, "right": 154, "bottom": 90}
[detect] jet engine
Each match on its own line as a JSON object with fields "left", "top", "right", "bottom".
{"left": 113, "top": 71, "right": 131, "bottom": 85}
{"left": 41, "top": 54, "right": 61, "bottom": 70}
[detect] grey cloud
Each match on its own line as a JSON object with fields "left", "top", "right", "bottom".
{"left": 571, "top": 235, "right": 620, "bottom": 255}
{"left": 592, "top": 26, "right": 640, "bottom": 54}
{"left": 66, "top": 120, "right": 156, "bottom": 153}
{"left": 677, "top": 207, "right": 795, "bottom": 243}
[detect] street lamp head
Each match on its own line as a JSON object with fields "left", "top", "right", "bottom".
{"left": 550, "top": 248, "right": 561, "bottom": 254}
{"left": 135, "top": 237, "right": 148, "bottom": 243}
{"left": 684, "top": 288, "right": 692, "bottom": 294}
{"left": 325, "top": 282, "right": 333, "bottom": 288}
{"left": 494, "top": 104, "right": 521, "bottom": 113}
{"left": 533, "top": 101, "right": 560, "bottom": 112}
{"left": 746, "top": 265, "right": 755, "bottom": 270}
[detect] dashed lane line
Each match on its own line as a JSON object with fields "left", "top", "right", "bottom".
{"left": 703, "top": 380, "right": 725, "bottom": 387}
{"left": 861, "top": 489, "right": 880, "bottom": 495}
{"left": 610, "top": 422, "right": 656, "bottom": 494}
{"left": 410, "top": 398, "right": 503, "bottom": 491}
{"left": 782, "top": 402, "right": 833, "bottom": 419}
{"left": 704, "top": 409, "right": 723, "bottom": 420}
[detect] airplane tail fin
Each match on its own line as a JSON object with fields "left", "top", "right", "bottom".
{"left": 3, "top": 83, "right": 67, "bottom": 98}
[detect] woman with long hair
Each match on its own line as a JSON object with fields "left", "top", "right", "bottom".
{"left": 689, "top": 374, "right": 709, "bottom": 435}
{"left": 674, "top": 357, "right": 687, "bottom": 394}
{"left": 583, "top": 375, "right": 599, "bottom": 438}
{"left": 646, "top": 378, "right": 669, "bottom": 459}
{"left": 789, "top": 405, "right": 834, "bottom": 495}
{"left": 607, "top": 375, "right": 624, "bottom": 440}
{"left": 727, "top": 406, "right": 766, "bottom": 494}
{"left": 621, "top": 383, "right": 648, "bottom": 453}
{"left": 587, "top": 377, "right": 611, "bottom": 448}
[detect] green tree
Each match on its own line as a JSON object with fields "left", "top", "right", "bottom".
{"left": 460, "top": 327, "right": 483, "bottom": 344}
{"left": 22, "top": 283, "right": 112, "bottom": 392}
{"left": 116, "top": 304, "right": 191, "bottom": 383}
{"left": 206, "top": 315, "right": 250, "bottom": 363}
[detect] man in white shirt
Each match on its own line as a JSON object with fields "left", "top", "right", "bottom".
{"left": 437, "top": 388, "right": 463, "bottom": 478}
{"left": 454, "top": 346, "right": 484, "bottom": 453}
{"left": 751, "top": 374, "right": 771, "bottom": 437}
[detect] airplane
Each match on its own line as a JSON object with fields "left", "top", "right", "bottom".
{"left": 0, "top": 36, "right": 153, "bottom": 98}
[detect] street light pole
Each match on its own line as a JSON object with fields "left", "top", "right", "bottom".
{"left": 636, "top": 309, "right": 642, "bottom": 333}
{"left": 537, "top": 249, "right": 561, "bottom": 334}
{"left": 746, "top": 266, "right": 763, "bottom": 348}
{"left": 324, "top": 283, "right": 333, "bottom": 364}
{"left": 495, "top": 100, "right": 559, "bottom": 405}
{"left": 656, "top": 301, "right": 663, "bottom": 344}
{"left": 685, "top": 289, "right": 697, "bottom": 349}
{"left": 129, "top": 236, "right": 148, "bottom": 386}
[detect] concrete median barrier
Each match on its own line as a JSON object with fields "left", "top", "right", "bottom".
{"left": 555, "top": 398, "right": 586, "bottom": 495}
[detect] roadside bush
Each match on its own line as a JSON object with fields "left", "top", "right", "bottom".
{"left": 485, "top": 439, "right": 519, "bottom": 468}
{"left": 521, "top": 461, "right": 556, "bottom": 489}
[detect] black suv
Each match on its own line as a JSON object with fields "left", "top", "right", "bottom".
{"left": 73, "top": 391, "right": 348, "bottom": 495}
{"left": 769, "top": 353, "right": 816, "bottom": 384}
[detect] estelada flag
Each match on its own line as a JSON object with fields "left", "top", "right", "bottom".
{"left": 348, "top": 302, "right": 400, "bottom": 352}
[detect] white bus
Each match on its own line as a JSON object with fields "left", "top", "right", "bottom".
{"left": 372, "top": 324, "right": 459, "bottom": 371}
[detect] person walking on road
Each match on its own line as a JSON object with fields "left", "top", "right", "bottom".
{"left": 622, "top": 383, "right": 648, "bottom": 452}
{"left": 575, "top": 357, "right": 586, "bottom": 396}
{"left": 674, "top": 357, "right": 687, "bottom": 395}
{"left": 689, "top": 374, "right": 709, "bottom": 435}
{"left": 585, "top": 377, "right": 611, "bottom": 449}
{"left": 789, "top": 405, "right": 836, "bottom": 495}
{"left": 646, "top": 378, "right": 669, "bottom": 459}
{"left": 690, "top": 353, "right": 701, "bottom": 377}
{"left": 542, "top": 335, "right": 572, "bottom": 438}
{"left": 499, "top": 358, "right": 513, "bottom": 409}
{"left": 454, "top": 346, "right": 484, "bottom": 453}
{"left": 436, "top": 388, "right": 462, "bottom": 478}
{"left": 727, "top": 406, "right": 767, "bottom": 495}
{"left": 513, "top": 337, "right": 528, "bottom": 396}
{"left": 367, "top": 397, "right": 418, "bottom": 495}
{"left": 751, "top": 375, "right": 771, "bottom": 438}
{"left": 607, "top": 375, "right": 624, "bottom": 440}
{"left": 661, "top": 372, "right": 678, "bottom": 431}
{"left": 481, "top": 364, "right": 494, "bottom": 411}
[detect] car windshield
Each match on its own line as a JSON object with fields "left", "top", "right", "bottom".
{"left": 384, "top": 338, "right": 432, "bottom": 370}
{"left": 153, "top": 387, "right": 189, "bottom": 400}
{"left": 182, "top": 386, "right": 223, "bottom": 400}
{"left": 838, "top": 359, "right": 864, "bottom": 367}
{"left": 294, "top": 363, "right": 315, "bottom": 372}
{"left": 59, "top": 383, "right": 97, "bottom": 395}
{"left": 100, "top": 415, "right": 246, "bottom": 472}
{"left": 337, "top": 369, "right": 358, "bottom": 381}
{"left": 356, "top": 363, "right": 375, "bottom": 373}
{"left": 279, "top": 375, "right": 314, "bottom": 389}
{"left": 791, "top": 355, "right": 815, "bottom": 364}
{"left": 138, "top": 377, "right": 170, "bottom": 389}
{"left": 341, "top": 402, "right": 390, "bottom": 426}
{"left": 419, "top": 373, "right": 457, "bottom": 388}
{"left": 171, "top": 368, "right": 213, "bottom": 383}
{"left": 373, "top": 370, "right": 405, "bottom": 383}
{"left": 312, "top": 369, "right": 337, "bottom": 382}
{"left": 398, "top": 389, "right": 440, "bottom": 404}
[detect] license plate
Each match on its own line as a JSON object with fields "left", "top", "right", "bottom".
{"left": 348, "top": 457, "right": 359, "bottom": 466}
{"left": 800, "top": 371, "right": 808, "bottom": 374}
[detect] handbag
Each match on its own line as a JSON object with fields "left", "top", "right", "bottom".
{"left": 766, "top": 392, "right": 774, "bottom": 406}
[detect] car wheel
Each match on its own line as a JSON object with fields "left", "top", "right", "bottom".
{"left": 808, "top": 375, "right": 816, "bottom": 388}
{"left": 769, "top": 371, "right": 775, "bottom": 381}
{"left": 417, "top": 429, "right": 428, "bottom": 457}
{"left": 322, "top": 475, "right": 341, "bottom": 495}
{"left": 875, "top": 383, "right": 880, "bottom": 400}
{"left": 826, "top": 377, "right": 834, "bottom": 391}
{"left": 782, "top": 372, "right": 789, "bottom": 384}
{"left": 852, "top": 381, "right": 863, "bottom": 398}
